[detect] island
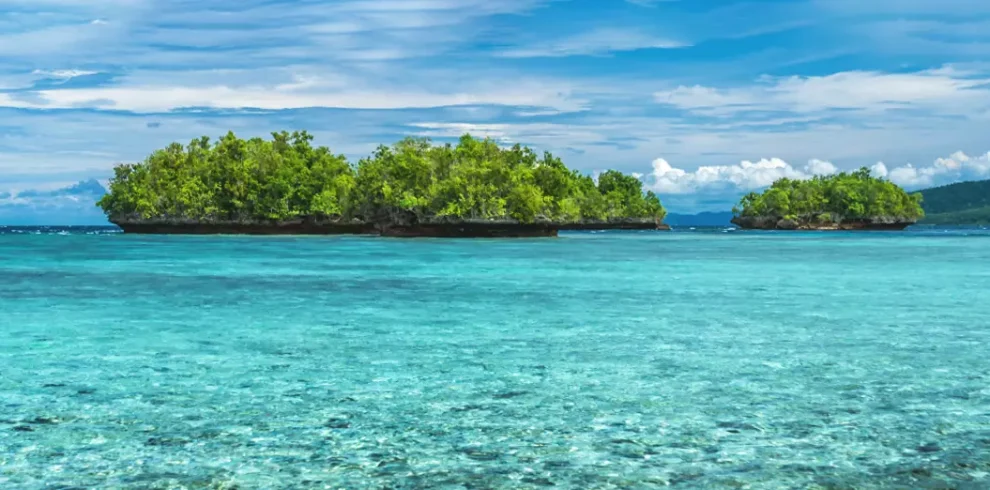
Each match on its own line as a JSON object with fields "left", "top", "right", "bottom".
{"left": 730, "top": 168, "right": 924, "bottom": 230}
{"left": 98, "top": 131, "right": 668, "bottom": 237}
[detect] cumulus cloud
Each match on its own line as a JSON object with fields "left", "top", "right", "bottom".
{"left": 874, "top": 151, "right": 990, "bottom": 188}
{"left": 639, "top": 149, "right": 990, "bottom": 212}
{"left": 645, "top": 157, "right": 838, "bottom": 194}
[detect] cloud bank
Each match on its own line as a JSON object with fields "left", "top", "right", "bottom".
{"left": 872, "top": 151, "right": 990, "bottom": 188}
{"left": 647, "top": 157, "right": 838, "bottom": 194}
{"left": 640, "top": 150, "right": 990, "bottom": 211}
{"left": 653, "top": 68, "right": 990, "bottom": 117}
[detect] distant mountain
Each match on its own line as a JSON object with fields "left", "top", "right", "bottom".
{"left": 665, "top": 211, "right": 734, "bottom": 227}
{"left": 0, "top": 179, "right": 110, "bottom": 226}
{"left": 918, "top": 179, "right": 990, "bottom": 225}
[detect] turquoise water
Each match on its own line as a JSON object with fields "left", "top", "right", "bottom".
{"left": 2, "top": 227, "right": 989, "bottom": 489}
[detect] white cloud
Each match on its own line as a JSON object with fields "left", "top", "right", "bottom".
{"left": 805, "top": 158, "right": 840, "bottom": 176}
{"left": 32, "top": 69, "right": 98, "bottom": 79}
{"left": 654, "top": 67, "right": 990, "bottom": 116}
{"left": 880, "top": 151, "right": 990, "bottom": 188}
{"left": 641, "top": 150, "right": 990, "bottom": 202}
{"left": 407, "top": 121, "right": 608, "bottom": 148}
{"left": 645, "top": 157, "right": 838, "bottom": 194}
{"left": 0, "top": 69, "right": 100, "bottom": 90}
{"left": 870, "top": 161, "right": 889, "bottom": 178}
{"left": 0, "top": 0, "right": 550, "bottom": 65}
{"left": 0, "top": 74, "right": 586, "bottom": 113}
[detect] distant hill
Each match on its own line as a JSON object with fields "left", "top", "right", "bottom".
{"left": 0, "top": 179, "right": 110, "bottom": 226}
{"left": 918, "top": 180, "right": 990, "bottom": 225}
{"left": 665, "top": 211, "right": 734, "bottom": 227}
{"left": 922, "top": 206, "right": 990, "bottom": 225}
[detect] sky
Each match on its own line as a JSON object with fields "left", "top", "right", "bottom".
{"left": 2, "top": 0, "right": 990, "bottom": 223}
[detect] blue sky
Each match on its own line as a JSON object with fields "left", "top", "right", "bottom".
{"left": 2, "top": 0, "right": 990, "bottom": 222}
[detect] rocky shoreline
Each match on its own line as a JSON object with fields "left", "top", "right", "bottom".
{"left": 558, "top": 218, "right": 671, "bottom": 231}
{"left": 730, "top": 215, "right": 914, "bottom": 231}
{"left": 110, "top": 216, "right": 670, "bottom": 237}
{"left": 109, "top": 216, "right": 374, "bottom": 235}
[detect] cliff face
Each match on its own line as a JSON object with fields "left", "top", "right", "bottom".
{"left": 110, "top": 214, "right": 670, "bottom": 237}
{"left": 730, "top": 215, "right": 914, "bottom": 231}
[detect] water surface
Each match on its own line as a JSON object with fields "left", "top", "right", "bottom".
{"left": 1, "top": 228, "right": 989, "bottom": 488}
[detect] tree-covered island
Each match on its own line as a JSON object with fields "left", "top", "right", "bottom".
{"left": 98, "top": 131, "right": 668, "bottom": 237}
{"left": 731, "top": 168, "right": 925, "bottom": 230}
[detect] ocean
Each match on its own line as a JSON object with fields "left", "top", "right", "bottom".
{"left": 1, "top": 227, "right": 989, "bottom": 488}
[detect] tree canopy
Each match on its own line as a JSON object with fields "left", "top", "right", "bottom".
{"left": 98, "top": 131, "right": 666, "bottom": 225}
{"left": 732, "top": 168, "right": 924, "bottom": 224}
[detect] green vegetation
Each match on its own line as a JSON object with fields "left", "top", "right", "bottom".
{"left": 922, "top": 206, "right": 990, "bottom": 225}
{"left": 98, "top": 131, "right": 665, "bottom": 224}
{"left": 916, "top": 179, "right": 990, "bottom": 224}
{"left": 918, "top": 179, "right": 990, "bottom": 214}
{"left": 733, "top": 168, "right": 924, "bottom": 224}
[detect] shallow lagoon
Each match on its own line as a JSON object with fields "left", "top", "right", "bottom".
{"left": 2, "top": 228, "right": 989, "bottom": 488}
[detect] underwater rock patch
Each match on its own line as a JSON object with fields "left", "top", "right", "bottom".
{"left": 325, "top": 417, "right": 351, "bottom": 429}
{"left": 145, "top": 436, "right": 192, "bottom": 447}
{"left": 461, "top": 447, "right": 502, "bottom": 461}
{"left": 493, "top": 390, "right": 529, "bottom": 399}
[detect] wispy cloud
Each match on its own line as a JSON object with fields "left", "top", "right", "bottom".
{"left": 0, "top": 76, "right": 586, "bottom": 113}
{"left": 0, "top": 0, "right": 552, "bottom": 65}
{"left": 654, "top": 67, "right": 990, "bottom": 116}
{"left": 497, "top": 28, "right": 686, "bottom": 58}
{"left": 32, "top": 69, "right": 99, "bottom": 80}
{"left": 815, "top": 0, "right": 990, "bottom": 15}
{"left": 624, "top": 0, "right": 675, "bottom": 6}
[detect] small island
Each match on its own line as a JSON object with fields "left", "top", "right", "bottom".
{"left": 730, "top": 168, "right": 924, "bottom": 230}
{"left": 98, "top": 131, "right": 668, "bottom": 237}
